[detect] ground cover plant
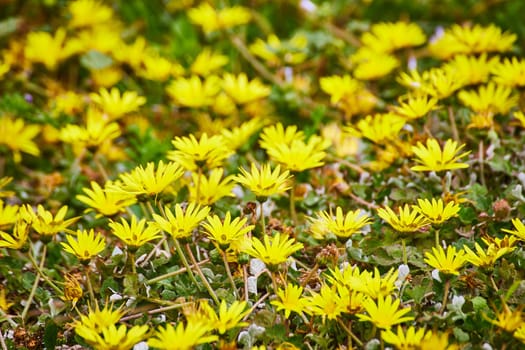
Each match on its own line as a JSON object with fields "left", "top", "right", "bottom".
{"left": 1, "top": 0, "right": 525, "bottom": 349}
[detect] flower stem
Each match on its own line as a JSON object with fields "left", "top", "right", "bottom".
{"left": 27, "top": 244, "right": 62, "bottom": 294}
{"left": 337, "top": 319, "right": 363, "bottom": 348}
{"left": 129, "top": 251, "right": 137, "bottom": 275}
{"left": 290, "top": 182, "right": 297, "bottom": 225}
{"left": 22, "top": 245, "right": 47, "bottom": 322}
{"left": 221, "top": 249, "right": 238, "bottom": 299}
{"left": 440, "top": 278, "right": 450, "bottom": 314}
{"left": 434, "top": 228, "right": 441, "bottom": 248}
{"left": 402, "top": 238, "right": 407, "bottom": 265}
{"left": 173, "top": 239, "right": 201, "bottom": 291}
{"left": 85, "top": 266, "right": 96, "bottom": 306}
{"left": 145, "top": 258, "right": 210, "bottom": 285}
{"left": 185, "top": 243, "right": 220, "bottom": 305}
{"left": 259, "top": 200, "right": 266, "bottom": 234}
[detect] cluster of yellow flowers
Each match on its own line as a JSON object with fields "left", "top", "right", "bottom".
{"left": 1, "top": 0, "right": 525, "bottom": 348}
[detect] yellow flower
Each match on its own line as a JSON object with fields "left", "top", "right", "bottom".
{"left": 321, "top": 122, "right": 359, "bottom": 158}
{"left": 392, "top": 94, "right": 439, "bottom": 120}
{"left": 75, "top": 303, "right": 125, "bottom": 333}
{"left": 202, "top": 211, "right": 254, "bottom": 249}
{"left": 62, "top": 274, "right": 83, "bottom": 307}
{"left": 110, "top": 161, "right": 184, "bottom": 197}
{"left": 188, "top": 168, "right": 235, "bottom": 205}
{"left": 234, "top": 163, "right": 292, "bottom": 198}
{"left": 220, "top": 117, "right": 269, "bottom": 150}
{"left": 463, "top": 237, "right": 516, "bottom": 268}
{"left": 502, "top": 218, "right": 525, "bottom": 241}
{"left": 336, "top": 285, "right": 367, "bottom": 314}
{"left": 381, "top": 326, "right": 431, "bottom": 349}
{"left": 458, "top": 83, "right": 517, "bottom": 115}
{"left": 305, "top": 284, "right": 346, "bottom": 321}
{"left": 244, "top": 232, "right": 303, "bottom": 267}
{"left": 201, "top": 299, "right": 251, "bottom": 334}
{"left": 259, "top": 123, "right": 305, "bottom": 150}
{"left": 487, "top": 303, "right": 523, "bottom": 332}
{"left": 109, "top": 215, "right": 161, "bottom": 248}
{"left": 265, "top": 138, "right": 329, "bottom": 172}
{"left": 89, "top": 87, "right": 146, "bottom": 120}
{"left": 191, "top": 48, "right": 228, "bottom": 76}
{"left": 24, "top": 28, "right": 81, "bottom": 70}
{"left": 420, "top": 332, "right": 458, "bottom": 350}
{"left": 24, "top": 204, "right": 80, "bottom": 237}
{"left": 421, "top": 68, "right": 464, "bottom": 99}
{"left": 0, "top": 288, "right": 13, "bottom": 312}
{"left": 414, "top": 198, "right": 460, "bottom": 225}
{"left": 345, "top": 113, "right": 406, "bottom": 145}
{"left": 166, "top": 75, "right": 221, "bottom": 108}
{"left": 168, "top": 133, "right": 233, "bottom": 171}
{"left": 138, "top": 53, "right": 177, "bottom": 82}
{"left": 320, "top": 74, "right": 362, "bottom": 104}
{"left": 188, "top": 3, "right": 251, "bottom": 34}
{"left": 148, "top": 321, "right": 218, "bottom": 350}
{"left": 515, "top": 324, "right": 525, "bottom": 344}
{"left": 311, "top": 207, "right": 371, "bottom": 239}
{"left": 61, "top": 229, "right": 106, "bottom": 261}
{"left": 424, "top": 245, "right": 467, "bottom": 276}
{"left": 249, "top": 34, "right": 308, "bottom": 66}
{"left": 357, "top": 295, "right": 413, "bottom": 329}
{"left": 113, "top": 36, "right": 147, "bottom": 69}
{"left": 411, "top": 138, "right": 470, "bottom": 172}
{"left": 0, "top": 220, "right": 29, "bottom": 250}
{"left": 492, "top": 57, "right": 525, "bottom": 87}
{"left": 352, "top": 267, "right": 398, "bottom": 300}
{"left": 271, "top": 283, "right": 308, "bottom": 318}
{"left": 0, "top": 115, "right": 40, "bottom": 163}
{"left": 514, "top": 111, "right": 525, "bottom": 128}
{"left": 59, "top": 108, "right": 121, "bottom": 152}
{"left": 222, "top": 73, "right": 271, "bottom": 105}
{"left": 360, "top": 22, "right": 426, "bottom": 54}
{"left": 76, "top": 181, "right": 137, "bottom": 218}
{"left": 68, "top": 0, "right": 113, "bottom": 28}
{"left": 75, "top": 323, "right": 149, "bottom": 350}
{"left": 377, "top": 204, "right": 429, "bottom": 233}
{"left": 467, "top": 112, "right": 495, "bottom": 130}
{"left": 352, "top": 52, "right": 399, "bottom": 80}
{"left": 52, "top": 91, "right": 85, "bottom": 115}
{"left": 428, "top": 24, "right": 516, "bottom": 59}
{"left": 0, "top": 200, "right": 18, "bottom": 229}
{"left": 0, "top": 60, "right": 9, "bottom": 79}
{"left": 443, "top": 53, "right": 498, "bottom": 86}
{"left": 153, "top": 203, "right": 210, "bottom": 240}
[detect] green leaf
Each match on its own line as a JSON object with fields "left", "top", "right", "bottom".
{"left": 453, "top": 327, "right": 470, "bottom": 343}
{"left": 471, "top": 296, "right": 489, "bottom": 314}
{"left": 44, "top": 320, "right": 58, "bottom": 350}
{"left": 80, "top": 50, "right": 114, "bottom": 70}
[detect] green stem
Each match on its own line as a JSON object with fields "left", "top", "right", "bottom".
{"left": 185, "top": 244, "right": 220, "bottom": 305}
{"left": 337, "top": 319, "right": 363, "bottom": 348}
{"left": 173, "top": 239, "right": 201, "bottom": 292}
{"left": 259, "top": 200, "right": 266, "bottom": 234}
{"left": 85, "top": 266, "right": 96, "bottom": 306}
{"left": 434, "top": 228, "right": 440, "bottom": 248}
{"left": 402, "top": 238, "right": 407, "bottom": 265}
{"left": 129, "top": 251, "right": 137, "bottom": 275}
{"left": 145, "top": 258, "right": 209, "bottom": 285}
{"left": 440, "top": 278, "right": 450, "bottom": 314}
{"left": 22, "top": 245, "right": 47, "bottom": 322}
{"left": 27, "top": 245, "right": 62, "bottom": 294}
{"left": 290, "top": 181, "right": 297, "bottom": 225}
{"left": 221, "top": 249, "right": 238, "bottom": 299}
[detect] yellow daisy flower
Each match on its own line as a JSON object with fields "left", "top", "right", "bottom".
{"left": 23, "top": 204, "right": 80, "bottom": 238}
{"left": 0, "top": 200, "right": 18, "bottom": 229}
{"left": 110, "top": 160, "right": 184, "bottom": 197}
{"left": 153, "top": 202, "right": 210, "bottom": 240}
{"left": 305, "top": 284, "right": 346, "bottom": 322}
{"left": 244, "top": 232, "right": 303, "bottom": 267}
{"left": 311, "top": 206, "right": 372, "bottom": 239}
{"left": 75, "top": 323, "right": 149, "bottom": 350}
{"left": 189, "top": 168, "right": 235, "bottom": 205}
{"left": 360, "top": 21, "right": 426, "bottom": 54}
{"left": 234, "top": 163, "right": 292, "bottom": 198}
{"left": 0, "top": 115, "right": 41, "bottom": 163}
{"left": 271, "top": 283, "right": 308, "bottom": 319}
{"left": 61, "top": 229, "right": 106, "bottom": 261}
{"left": 259, "top": 123, "right": 305, "bottom": 150}
{"left": 357, "top": 295, "right": 414, "bottom": 329}
{"left": 61, "top": 273, "right": 83, "bottom": 307}
{"left": 492, "top": 57, "right": 525, "bottom": 87}
{"left": 443, "top": 53, "right": 498, "bottom": 86}
{"left": 414, "top": 198, "right": 460, "bottom": 225}
{"left": 24, "top": 27, "right": 81, "bottom": 70}
{"left": 463, "top": 237, "right": 516, "bottom": 268}
{"left": 352, "top": 52, "right": 399, "bottom": 80}
{"left": 166, "top": 75, "right": 221, "bottom": 108}
{"left": 187, "top": 3, "right": 251, "bottom": 34}
{"left": 502, "top": 218, "right": 525, "bottom": 241}
{"left": 68, "top": 0, "right": 113, "bottom": 28}
{"left": 148, "top": 321, "right": 217, "bottom": 350}
{"left": 392, "top": 94, "right": 439, "bottom": 120}
{"left": 190, "top": 48, "right": 228, "bottom": 76}
{"left": 220, "top": 117, "right": 269, "bottom": 151}
{"left": 411, "top": 138, "right": 470, "bottom": 172}
{"left": 202, "top": 211, "right": 254, "bottom": 249}
{"left": 382, "top": 326, "right": 431, "bottom": 349}
{"left": 265, "top": 138, "right": 329, "bottom": 172}
{"left": 345, "top": 113, "right": 406, "bottom": 145}
{"left": 76, "top": 181, "right": 137, "bottom": 218}
{"left": 487, "top": 303, "right": 523, "bottom": 332}
{"left": 89, "top": 87, "right": 146, "bottom": 119}
{"left": 0, "top": 220, "right": 29, "bottom": 250}
{"left": 424, "top": 245, "right": 467, "bottom": 276}
{"left": 514, "top": 324, "right": 525, "bottom": 344}
{"left": 109, "top": 215, "right": 161, "bottom": 248}
{"left": 377, "top": 204, "right": 429, "bottom": 233}
{"left": 222, "top": 73, "right": 271, "bottom": 105}
{"left": 200, "top": 299, "right": 251, "bottom": 334}
{"left": 168, "top": 133, "right": 233, "bottom": 171}
{"left": 457, "top": 82, "right": 518, "bottom": 115}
